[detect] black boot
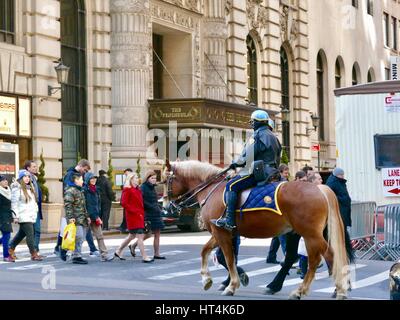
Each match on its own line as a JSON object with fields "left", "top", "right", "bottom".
{"left": 215, "top": 191, "right": 237, "bottom": 231}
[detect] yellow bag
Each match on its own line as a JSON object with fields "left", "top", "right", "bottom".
{"left": 62, "top": 223, "right": 77, "bottom": 251}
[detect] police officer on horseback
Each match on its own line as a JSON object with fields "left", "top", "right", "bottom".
{"left": 212, "top": 109, "right": 282, "bottom": 231}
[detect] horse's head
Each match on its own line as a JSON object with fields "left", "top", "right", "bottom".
{"left": 163, "top": 159, "right": 190, "bottom": 200}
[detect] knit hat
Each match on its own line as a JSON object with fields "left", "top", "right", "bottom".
{"left": 333, "top": 167, "right": 345, "bottom": 177}
{"left": 99, "top": 170, "right": 107, "bottom": 176}
{"left": 0, "top": 175, "right": 6, "bottom": 182}
{"left": 18, "top": 169, "right": 31, "bottom": 180}
{"left": 144, "top": 170, "right": 157, "bottom": 182}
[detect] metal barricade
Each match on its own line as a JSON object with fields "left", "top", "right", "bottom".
{"left": 349, "top": 202, "right": 377, "bottom": 259}
{"left": 370, "top": 204, "right": 400, "bottom": 261}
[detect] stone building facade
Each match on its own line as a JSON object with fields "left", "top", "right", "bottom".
{"left": 1, "top": 0, "right": 399, "bottom": 204}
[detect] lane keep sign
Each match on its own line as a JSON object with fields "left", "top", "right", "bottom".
{"left": 382, "top": 168, "right": 400, "bottom": 197}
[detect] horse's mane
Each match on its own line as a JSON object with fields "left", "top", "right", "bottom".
{"left": 173, "top": 161, "right": 223, "bottom": 182}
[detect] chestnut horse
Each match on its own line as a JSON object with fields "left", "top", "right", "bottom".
{"left": 164, "top": 160, "right": 350, "bottom": 300}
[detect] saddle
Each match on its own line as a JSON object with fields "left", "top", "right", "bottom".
{"left": 223, "top": 181, "right": 286, "bottom": 216}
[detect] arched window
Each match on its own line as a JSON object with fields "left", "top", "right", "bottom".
{"left": 246, "top": 35, "right": 258, "bottom": 105}
{"left": 316, "top": 52, "right": 325, "bottom": 141}
{"left": 0, "top": 0, "right": 15, "bottom": 44}
{"left": 61, "top": 0, "right": 87, "bottom": 170}
{"left": 280, "top": 47, "right": 290, "bottom": 159}
{"left": 335, "top": 58, "right": 342, "bottom": 89}
{"left": 367, "top": 68, "right": 375, "bottom": 82}
{"left": 352, "top": 63, "right": 360, "bottom": 86}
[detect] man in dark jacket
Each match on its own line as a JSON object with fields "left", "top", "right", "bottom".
{"left": 96, "top": 170, "right": 115, "bottom": 230}
{"left": 326, "top": 167, "right": 352, "bottom": 228}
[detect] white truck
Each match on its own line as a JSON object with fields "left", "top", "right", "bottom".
{"left": 334, "top": 80, "right": 400, "bottom": 206}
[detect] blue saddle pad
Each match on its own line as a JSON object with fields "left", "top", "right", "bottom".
{"left": 239, "top": 182, "right": 282, "bottom": 215}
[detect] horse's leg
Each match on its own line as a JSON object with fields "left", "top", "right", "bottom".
{"left": 323, "top": 245, "right": 334, "bottom": 276}
{"left": 265, "top": 232, "right": 301, "bottom": 295}
{"left": 201, "top": 236, "right": 218, "bottom": 291}
{"left": 289, "top": 236, "right": 328, "bottom": 300}
{"left": 213, "top": 229, "right": 239, "bottom": 296}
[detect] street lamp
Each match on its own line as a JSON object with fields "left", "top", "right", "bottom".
{"left": 48, "top": 62, "right": 70, "bottom": 96}
{"left": 306, "top": 113, "right": 320, "bottom": 134}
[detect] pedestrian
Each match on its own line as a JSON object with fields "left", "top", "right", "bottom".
{"left": 295, "top": 170, "right": 307, "bottom": 181}
{"left": 325, "top": 167, "right": 354, "bottom": 297}
{"left": 297, "top": 172, "right": 324, "bottom": 278}
{"left": 128, "top": 171, "right": 165, "bottom": 259}
{"left": 96, "top": 170, "right": 115, "bottom": 231}
{"left": 24, "top": 160, "right": 43, "bottom": 255}
{"left": 216, "top": 235, "right": 249, "bottom": 291}
{"left": 83, "top": 172, "right": 114, "bottom": 262}
{"left": 114, "top": 173, "right": 153, "bottom": 263}
{"left": 266, "top": 164, "right": 289, "bottom": 264}
{"left": 302, "top": 165, "right": 314, "bottom": 178}
{"left": 118, "top": 168, "right": 133, "bottom": 233}
{"left": 64, "top": 173, "right": 90, "bottom": 264}
{"left": 9, "top": 170, "right": 43, "bottom": 261}
{"left": 0, "top": 175, "right": 15, "bottom": 262}
{"left": 55, "top": 159, "right": 100, "bottom": 258}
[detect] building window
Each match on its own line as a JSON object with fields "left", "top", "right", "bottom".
{"left": 392, "top": 17, "right": 398, "bottom": 50}
{"left": 316, "top": 52, "right": 325, "bottom": 141}
{"left": 61, "top": 0, "right": 87, "bottom": 171}
{"left": 153, "top": 34, "right": 163, "bottom": 99}
{"left": 246, "top": 35, "right": 258, "bottom": 105}
{"left": 352, "top": 0, "right": 358, "bottom": 8}
{"left": 385, "top": 67, "right": 391, "bottom": 80}
{"left": 367, "top": 68, "right": 375, "bottom": 82}
{"left": 0, "top": 0, "right": 15, "bottom": 44}
{"left": 352, "top": 63, "right": 360, "bottom": 85}
{"left": 367, "top": 0, "right": 373, "bottom": 16}
{"left": 335, "top": 58, "right": 342, "bottom": 89}
{"left": 280, "top": 47, "right": 290, "bottom": 159}
{"left": 383, "top": 13, "right": 389, "bottom": 47}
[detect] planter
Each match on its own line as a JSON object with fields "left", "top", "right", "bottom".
{"left": 41, "top": 203, "right": 63, "bottom": 234}
{"left": 109, "top": 202, "right": 123, "bottom": 229}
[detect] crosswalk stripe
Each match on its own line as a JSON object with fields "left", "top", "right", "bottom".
{"left": 315, "top": 270, "right": 389, "bottom": 293}
{"left": 149, "top": 257, "right": 265, "bottom": 280}
{"left": 209, "top": 265, "right": 282, "bottom": 284}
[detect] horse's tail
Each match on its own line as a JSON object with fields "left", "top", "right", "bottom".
{"left": 318, "top": 185, "right": 350, "bottom": 290}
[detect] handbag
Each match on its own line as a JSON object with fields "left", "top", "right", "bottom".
{"left": 62, "top": 223, "right": 77, "bottom": 251}
{"left": 144, "top": 220, "right": 151, "bottom": 233}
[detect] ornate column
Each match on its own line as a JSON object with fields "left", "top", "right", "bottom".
{"left": 203, "top": 0, "right": 228, "bottom": 101}
{"left": 110, "top": 0, "right": 152, "bottom": 168}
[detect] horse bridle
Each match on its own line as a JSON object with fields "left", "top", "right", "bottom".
{"left": 165, "top": 166, "right": 230, "bottom": 214}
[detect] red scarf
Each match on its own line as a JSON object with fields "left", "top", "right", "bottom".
{"left": 89, "top": 184, "right": 97, "bottom": 193}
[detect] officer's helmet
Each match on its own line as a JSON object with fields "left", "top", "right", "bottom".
{"left": 251, "top": 110, "right": 270, "bottom": 122}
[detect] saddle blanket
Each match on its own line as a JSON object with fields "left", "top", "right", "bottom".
{"left": 224, "top": 182, "right": 285, "bottom": 216}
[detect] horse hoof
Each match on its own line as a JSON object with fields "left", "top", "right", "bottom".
{"left": 222, "top": 288, "right": 234, "bottom": 296}
{"left": 240, "top": 272, "right": 249, "bottom": 287}
{"left": 203, "top": 278, "right": 213, "bottom": 291}
{"left": 336, "top": 294, "right": 348, "bottom": 300}
{"left": 262, "top": 288, "right": 277, "bottom": 295}
{"left": 289, "top": 294, "right": 301, "bottom": 300}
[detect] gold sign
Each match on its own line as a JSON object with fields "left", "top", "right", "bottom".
{"left": 152, "top": 106, "right": 200, "bottom": 121}
{"left": 18, "top": 98, "right": 31, "bottom": 137}
{"left": 0, "top": 96, "right": 17, "bottom": 136}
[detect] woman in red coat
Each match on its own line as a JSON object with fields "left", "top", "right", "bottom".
{"left": 114, "top": 173, "right": 153, "bottom": 263}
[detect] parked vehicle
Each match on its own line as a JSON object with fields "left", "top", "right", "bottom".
{"left": 159, "top": 199, "right": 206, "bottom": 232}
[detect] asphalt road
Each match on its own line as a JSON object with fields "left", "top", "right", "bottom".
{"left": 0, "top": 230, "right": 394, "bottom": 300}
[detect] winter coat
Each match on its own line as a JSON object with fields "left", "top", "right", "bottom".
{"left": 30, "top": 174, "right": 43, "bottom": 220}
{"left": 83, "top": 173, "right": 101, "bottom": 221}
{"left": 121, "top": 186, "right": 145, "bottom": 230}
{"left": 64, "top": 185, "right": 89, "bottom": 227}
{"left": 326, "top": 174, "right": 352, "bottom": 227}
{"left": 96, "top": 175, "right": 115, "bottom": 204}
{"left": 11, "top": 182, "right": 38, "bottom": 224}
{"left": 141, "top": 181, "right": 165, "bottom": 230}
{"left": 0, "top": 187, "right": 13, "bottom": 233}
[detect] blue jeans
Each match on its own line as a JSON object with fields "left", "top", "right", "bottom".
{"left": 73, "top": 226, "right": 87, "bottom": 258}
{"left": 86, "top": 229, "right": 97, "bottom": 252}
{"left": 0, "top": 232, "right": 11, "bottom": 258}
{"left": 33, "top": 215, "right": 41, "bottom": 252}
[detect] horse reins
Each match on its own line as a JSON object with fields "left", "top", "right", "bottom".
{"left": 166, "top": 166, "right": 230, "bottom": 211}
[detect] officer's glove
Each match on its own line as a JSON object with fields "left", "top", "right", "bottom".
{"left": 229, "top": 163, "right": 238, "bottom": 170}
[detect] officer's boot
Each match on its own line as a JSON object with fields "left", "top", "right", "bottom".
{"left": 216, "top": 191, "right": 237, "bottom": 231}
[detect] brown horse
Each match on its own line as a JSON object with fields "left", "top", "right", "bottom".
{"left": 164, "top": 160, "right": 350, "bottom": 300}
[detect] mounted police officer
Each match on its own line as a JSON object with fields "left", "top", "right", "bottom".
{"left": 212, "top": 110, "right": 282, "bottom": 231}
